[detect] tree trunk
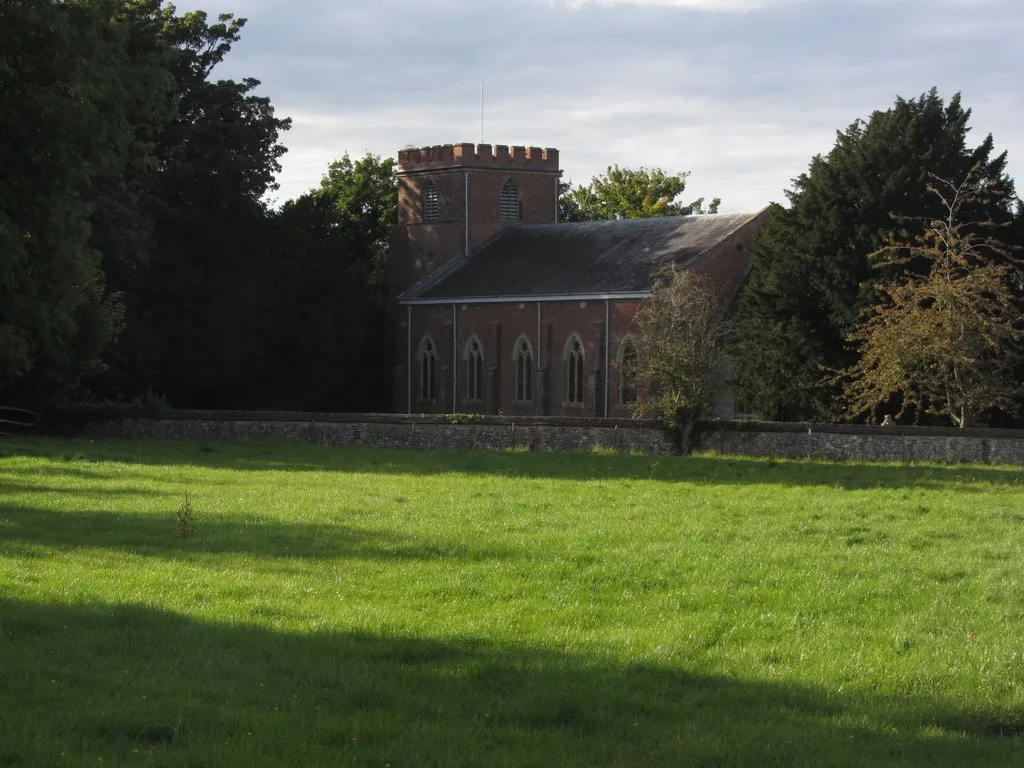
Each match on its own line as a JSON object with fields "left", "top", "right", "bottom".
{"left": 673, "top": 406, "right": 699, "bottom": 454}
{"left": 679, "top": 420, "right": 695, "bottom": 454}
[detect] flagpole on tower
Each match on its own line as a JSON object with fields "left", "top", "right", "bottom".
{"left": 480, "top": 80, "right": 484, "bottom": 144}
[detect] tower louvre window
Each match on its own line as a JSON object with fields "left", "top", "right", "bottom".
{"left": 500, "top": 179, "right": 520, "bottom": 221}
{"left": 423, "top": 180, "right": 439, "bottom": 221}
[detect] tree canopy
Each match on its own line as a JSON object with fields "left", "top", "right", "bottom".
{"left": 630, "top": 266, "right": 732, "bottom": 452}
{"left": 88, "top": 2, "right": 291, "bottom": 408}
{"left": 840, "top": 168, "right": 1023, "bottom": 427}
{"left": 733, "top": 89, "right": 1019, "bottom": 423}
{"left": 1, "top": 1, "right": 396, "bottom": 414}
{"left": 249, "top": 154, "right": 397, "bottom": 411}
{"left": 0, "top": 0, "right": 137, "bottom": 405}
{"left": 560, "top": 165, "right": 720, "bottom": 222}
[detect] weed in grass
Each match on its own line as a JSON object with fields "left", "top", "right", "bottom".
{"left": 176, "top": 492, "right": 194, "bottom": 539}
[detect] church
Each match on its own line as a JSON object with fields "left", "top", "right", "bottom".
{"left": 390, "top": 142, "right": 767, "bottom": 418}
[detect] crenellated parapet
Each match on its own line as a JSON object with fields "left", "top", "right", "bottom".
{"left": 398, "top": 143, "right": 559, "bottom": 169}
{"left": 391, "top": 138, "right": 561, "bottom": 295}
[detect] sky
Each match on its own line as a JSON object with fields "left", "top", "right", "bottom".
{"left": 174, "top": 0, "right": 1023, "bottom": 213}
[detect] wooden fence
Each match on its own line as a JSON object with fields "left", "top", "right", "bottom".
{"left": 0, "top": 406, "right": 37, "bottom": 436}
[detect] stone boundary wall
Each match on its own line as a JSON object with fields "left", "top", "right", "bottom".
{"left": 700, "top": 421, "right": 1024, "bottom": 465}
{"left": 58, "top": 409, "right": 676, "bottom": 454}
{"left": 47, "top": 409, "right": 1024, "bottom": 465}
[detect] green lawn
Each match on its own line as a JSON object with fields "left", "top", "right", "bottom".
{"left": 1, "top": 438, "right": 1022, "bottom": 767}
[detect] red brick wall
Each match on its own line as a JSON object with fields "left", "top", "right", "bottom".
{"left": 688, "top": 214, "right": 766, "bottom": 304}
{"left": 391, "top": 143, "right": 561, "bottom": 295}
{"left": 398, "top": 299, "right": 645, "bottom": 418}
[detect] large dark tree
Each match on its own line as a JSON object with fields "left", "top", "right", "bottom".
{"left": 734, "top": 89, "right": 1017, "bottom": 422}
{"left": 0, "top": 0, "right": 140, "bottom": 407}
{"left": 249, "top": 154, "right": 397, "bottom": 412}
{"left": 0, "top": 1, "right": 293, "bottom": 410}
{"left": 2, "top": 2, "right": 401, "bottom": 414}
{"left": 95, "top": 4, "right": 292, "bottom": 406}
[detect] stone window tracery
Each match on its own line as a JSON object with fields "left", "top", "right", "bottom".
{"left": 565, "top": 335, "right": 584, "bottom": 404}
{"left": 513, "top": 337, "right": 533, "bottom": 402}
{"left": 464, "top": 337, "right": 484, "bottom": 401}
{"left": 418, "top": 336, "right": 436, "bottom": 400}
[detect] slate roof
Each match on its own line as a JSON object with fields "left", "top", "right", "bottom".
{"left": 403, "top": 210, "right": 764, "bottom": 302}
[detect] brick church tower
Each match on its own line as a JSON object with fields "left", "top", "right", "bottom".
{"left": 390, "top": 143, "right": 561, "bottom": 294}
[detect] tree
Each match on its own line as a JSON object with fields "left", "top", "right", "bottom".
{"left": 87, "top": 0, "right": 178, "bottom": 284}
{"left": 734, "top": 89, "right": 1017, "bottom": 422}
{"left": 95, "top": 4, "right": 292, "bottom": 406}
{"left": 841, "top": 168, "right": 1023, "bottom": 427}
{"left": 305, "top": 153, "right": 398, "bottom": 293}
{"left": 559, "top": 166, "right": 719, "bottom": 222}
{"left": 246, "top": 154, "right": 397, "bottom": 411}
{"left": 0, "top": 0, "right": 134, "bottom": 406}
{"left": 630, "top": 266, "right": 732, "bottom": 452}
{"left": 0, "top": 1, "right": 292, "bottom": 409}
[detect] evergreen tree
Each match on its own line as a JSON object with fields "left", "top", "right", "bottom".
{"left": 734, "top": 89, "right": 1017, "bottom": 421}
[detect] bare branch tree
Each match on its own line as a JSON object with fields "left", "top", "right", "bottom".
{"left": 631, "top": 266, "right": 732, "bottom": 451}
{"left": 841, "top": 165, "right": 1023, "bottom": 427}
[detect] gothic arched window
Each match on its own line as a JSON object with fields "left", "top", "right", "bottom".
{"left": 464, "top": 337, "right": 484, "bottom": 401}
{"left": 500, "top": 179, "right": 520, "bottom": 221}
{"left": 418, "top": 337, "right": 436, "bottom": 400}
{"left": 422, "top": 180, "right": 439, "bottom": 222}
{"left": 513, "top": 337, "right": 533, "bottom": 402}
{"left": 565, "top": 335, "right": 584, "bottom": 404}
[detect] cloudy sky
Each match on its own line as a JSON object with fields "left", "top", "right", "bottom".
{"left": 176, "top": 0, "right": 1022, "bottom": 212}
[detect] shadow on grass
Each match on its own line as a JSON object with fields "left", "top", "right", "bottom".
{"left": 0, "top": 482, "right": 167, "bottom": 498}
{"left": 2, "top": 437, "right": 1022, "bottom": 491}
{"left": 0, "top": 598, "right": 1020, "bottom": 767}
{"left": 0, "top": 502, "right": 512, "bottom": 563}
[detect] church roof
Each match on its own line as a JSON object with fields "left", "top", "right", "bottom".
{"left": 402, "top": 210, "right": 765, "bottom": 303}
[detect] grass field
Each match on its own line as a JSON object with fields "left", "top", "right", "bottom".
{"left": 1, "top": 437, "right": 1023, "bottom": 767}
